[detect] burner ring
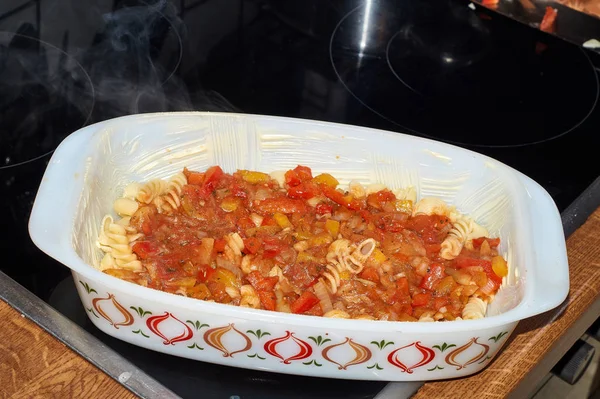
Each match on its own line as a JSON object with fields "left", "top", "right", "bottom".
{"left": 329, "top": 2, "right": 599, "bottom": 148}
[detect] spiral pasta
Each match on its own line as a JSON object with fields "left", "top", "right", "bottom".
{"left": 462, "top": 297, "right": 487, "bottom": 320}
{"left": 153, "top": 172, "right": 187, "bottom": 214}
{"left": 96, "top": 215, "right": 143, "bottom": 272}
{"left": 136, "top": 179, "right": 169, "bottom": 204}
{"left": 440, "top": 215, "right": 490, "bottom": 260}
{"left": 322, "top": 238, "right": 377, "bottom": 293}
{"left": 239, "top": 285, "right": 260, "bottom": 308}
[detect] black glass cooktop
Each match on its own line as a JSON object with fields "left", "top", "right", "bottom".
{"left": 1, "top": 0, "right": 599, "bottom": 398}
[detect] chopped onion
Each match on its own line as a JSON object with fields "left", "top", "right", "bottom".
{"left": 307, "top": 196, "right": 322, "bottom": 207}
{"left": 216, "top": 257, "right": 243, "bottom": 280}
{"left": 250, "top": 213, "right": 264, "bottom": 227}
{"left": 314, "top": 280, "right": 333, "bottom": 314}
{"left": 254, "top": 188, "right": 271, "bottom": 201}
{"left": 480, "top": 277, "right": 497, "bottom": 296}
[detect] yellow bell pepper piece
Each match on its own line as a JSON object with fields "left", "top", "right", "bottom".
{"left": 325, "top": 219, "right": 340, "bottom": 238}
{"left": 239, "top": 170, "right": 271, "bottom": 184}
{"left": 395, "top": 200, "right": 413, "bottom": 214}
{"left": 213, "top": 267, "right": 241, "bottom": 289}
{"left": 297, "top": 251, "right": 318, "bottom": 263}
{"left": 293, "top": 231, "right": 313, "bottom": 241}
{"left": 309, "top": 232, "right": 333, "bottom": 246}
{"left": 312, "top": 173, "right": 339, "bottom": 188}
{"left": 492, "top": 256, "right": 508, "bottom": 278}
{"left": 369, "top": 249, "right": 387, "bottom": 265}
{"left": 220, "top": 197, "right": 240, "bottom": 212}
{"left": 273, "top": 212, "right": 293, "bottom": 229}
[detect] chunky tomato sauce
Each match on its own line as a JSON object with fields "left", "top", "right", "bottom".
{"left": 105, "top": 165, "right": 506, "bottom": 322}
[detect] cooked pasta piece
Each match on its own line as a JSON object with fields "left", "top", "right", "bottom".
{"left": 393, "top": 186, "right": 417, "bottom": 203}
{"left": 113, "top": 198, "right": 139, "bottom": 217}
{"left": 239, "top": 285, "right": 260, "bottom": 308}
{"left": 418, "top": 311, "right": 436, "bottom": 322}
{"left": 413, "top": 197, "right": 449, "bottom": 216}
{"left": 462, "top": 297, "right": 487, "bottom": 320}
{"left": 153, "top": 172, "right": 187, "bottom": 214}
{"left": 136, "top": 179, "right": 169, "bottom": 204}
{"left": 323, "top": 309, "right": 351, "bottom": 319}
{"left": 96, "top": 215, "right": 142, "bottom": 271}
{"left": 348, "top": 180, "right": 367, "bottom": 198}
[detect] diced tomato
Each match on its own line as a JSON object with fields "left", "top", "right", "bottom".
{"left": 420, "top": 263, "right": 445, "bottom": 291}
{"left": 197, "top": 265, "right": 216, "bottom": 283}
{"left": 482, "top": 0, "right": 499, "bottom": 5}
{"left": 293, "top": 165, "right": 313, "bottom": 181}
{"left": 359, "top": 267, "right": 380, "bottom": 283}
{"left": 290, "top": 291, "right": 320, "bottom": 314}
{"left": 304, "top": 302, "right": 324, "bottom": 316}
{"left": 408, "top": 214, "right": 449, "bottom": 244}
{"left": 254, "top": 198, "right": 307, "bottom": 214}
{"left": 540, "top": 7, "right": 558, "bottom": 33}
{"left": 237, "top": 217, "right": 256, "bottom": 231}
{"left": 321, "top": 186, "right": 363, "bottom": 211}
{"left": 246, "top": 271, "right": 279, "bottom": 291}
{"left": 424, "top": 243, "right": 442, "bottom": 254}
{"left": 203, "top": 165, "right": 224, "bottom": 187}
{"left": 472, "top": 237, "right": 500, "bottom": 249}
{"left": 243, "top": 237, "right": 261, "bottom": 254}
{"left": 141, "top": 220, "right": 153, "bottom": 235}
{"left": 285, "top": 170, "right": 302, "bottom": 187}
{"left": 367, "top": 190, "right": 396, "bottom": 209}
{"left": 434, "top": 296, "right": 449, "bottom": 311}
{"left": 187, "top": 172, "right": 204, "bottom": 186}
{"left": 412, "top": 292, "right": 431, "bottom": 307}
{"left": 213, "top": 238, "right": 226, "bottom": 253}
{"left": 257, "top": 290, "right": 276, "bottom": 311}
{"left": 454, "top": 256, "right": 492, "bottom": 269}
{"left": 397, "top": 277, "right": 410, "bottom": 296}
{"left": 131, "top": 241, "right": 159, "bottom": 259}
{"left": 284, "top": 165, "right": 313, "bottom": 187}
{"left": 287, "top": 181, "right": 320, "bottom": 199}
{"left": 315, "top": 203, "right": 333, "bottom": 215}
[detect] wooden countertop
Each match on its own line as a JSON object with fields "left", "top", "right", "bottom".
{"left": 0, "top": 299, "right": 137, "bottom": 399}
{"left": 2, "top": 207, "right": 600, "bottom": 399}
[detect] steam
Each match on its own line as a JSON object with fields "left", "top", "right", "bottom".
{"left": 80, "top": 0, "right": 238, "bottom": 120}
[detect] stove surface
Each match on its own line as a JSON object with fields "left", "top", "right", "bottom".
{"left": 1, "top": 0, "right": 599, "bottom": 398}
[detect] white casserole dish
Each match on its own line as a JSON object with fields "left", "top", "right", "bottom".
{"left": 29, "top": 112, "right": 569, "bottom": 381}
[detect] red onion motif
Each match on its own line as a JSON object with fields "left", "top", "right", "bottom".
{"left": 92, "top": 294, "right": 134, "bottom": 329}
{"left": 203, "top": 324, "right": 252, "bottom": 357}
{"left": 387, "top": 341, "right": 435, "bottom": 374}
{"left": 445, "top": 338, "right": 490, "bottom": 370}
{"left": 322, "top": 338, "right": 372, "bottom": 370}
{"left": 146, "top": 312, "right": 193, "bottom": 345}
{"left": 264, "top": 331, "right": 313, "bottom": 364}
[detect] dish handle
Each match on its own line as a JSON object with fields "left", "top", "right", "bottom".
{"left": 28, "top": 129, "right": 92, "bottom": 261}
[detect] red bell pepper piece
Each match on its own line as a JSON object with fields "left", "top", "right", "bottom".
{"left": 420, "top": 263, "right": 445, "bottom": 291}
{"left": 411, "top": 292, "right": 431, "bottom": 307}
{"left": 290, "top": 291, "right": 320, "bottom": 314}
{"left": 258, "top": 290, "right": 277, "bottom": 311}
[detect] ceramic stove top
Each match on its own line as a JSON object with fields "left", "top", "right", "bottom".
{"left": 0, "top": 0, "right": 599, "bottom": 397}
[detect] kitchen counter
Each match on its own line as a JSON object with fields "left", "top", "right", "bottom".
{"left": 0, "top": 298, "right": 135, "bottom": 398}
{"left": 2, "top": 200, "right": 600, "bottom": 398}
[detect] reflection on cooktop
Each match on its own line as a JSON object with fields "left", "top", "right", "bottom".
{"left": 0, "top": 28, "right": 94, "bottom": 169}
{"left": 330, "top": 0, "right": 598, "bottom": 147}
{"left": 1, "top": 0, "right": 599, "bottom": 398}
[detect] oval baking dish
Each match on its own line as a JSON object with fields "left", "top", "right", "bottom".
{"left": 29, "top": 112, "right": 569, "bottom": 381}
